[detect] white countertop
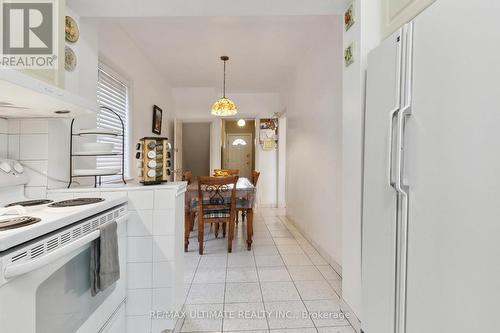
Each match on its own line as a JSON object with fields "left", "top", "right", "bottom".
{"left": 48, "top": 181, "right": 187, "bottom": 194}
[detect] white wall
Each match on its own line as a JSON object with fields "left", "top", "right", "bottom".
{"left": 98, "top": 22, "right": 176, "bottom": 179}
{"left": 283, "top": 16, "right": 343, "bottom": 268}
{"left": 342, "top": 0, "right": 383, "bottom": 322}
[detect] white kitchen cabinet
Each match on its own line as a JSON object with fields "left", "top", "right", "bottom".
{"left": 383, "top": 0, "right": 435, "bottom": 37}
{"left": 19, "top": 0, "right": 66, "bottom": 88}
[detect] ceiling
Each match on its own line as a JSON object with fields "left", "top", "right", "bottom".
{"left": 98, "top": 16, "right": 339, "bottom": 93}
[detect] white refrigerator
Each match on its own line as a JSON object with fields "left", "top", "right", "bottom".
{"left": 362, "top": 1, "right": 500, "bottom": 333}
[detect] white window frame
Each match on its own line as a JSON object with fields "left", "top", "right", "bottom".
{"left": 96, "top": 62, "right": 132, "bottom": 180}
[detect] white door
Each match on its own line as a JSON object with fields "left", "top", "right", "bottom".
{"left": 173, "top": 119, "right": 183, "bottom": 181}
{"left": 362, "top": 28, "right": 402, "bottom": 333}
{"left": 226, "top": 134, "right": 252, "bottom": 179}
{"left": 404, "top": 2, "right": 500, "bottom": 332}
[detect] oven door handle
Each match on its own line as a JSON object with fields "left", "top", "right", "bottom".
{"left": 4, "top": 214, "right": 128, "bottom": 279}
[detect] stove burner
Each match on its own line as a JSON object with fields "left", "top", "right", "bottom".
{"left": 0, "top": 216, "right": 41, "bottom": 231}
{"left": 5, "top": 199, "right": 53, "bottom": 208}
{"left": 49, "top": 197, "right": 104, "bottom": 207}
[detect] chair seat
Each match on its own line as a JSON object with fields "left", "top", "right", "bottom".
{"left": 202, "top": 209, "right": 231, "bottom": 219}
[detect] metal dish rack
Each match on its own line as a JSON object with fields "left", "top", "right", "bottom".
{"left": 68, "top": 106, "right": 126, "bottom": 188}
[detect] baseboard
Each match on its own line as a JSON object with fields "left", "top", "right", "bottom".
{"left": 340, "top": 299, "right": 362, "bottom": 333}
{"left": 284, "top": 214, "right": 342, "bottom": 277}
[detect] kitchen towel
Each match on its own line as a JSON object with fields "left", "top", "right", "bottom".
{"left": 90, "top": 221, "right": 120, "bottom": 296}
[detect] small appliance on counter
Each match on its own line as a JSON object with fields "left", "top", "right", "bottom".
{"left": 136, "top": 137, "right": 172, "bottom": 185}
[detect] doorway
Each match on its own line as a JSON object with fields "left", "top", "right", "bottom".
{"left": 222, "top": 119, "right": 256, "bottom": 179}
{"left": 183, "top": 122, "right": 211, "bottom": 177}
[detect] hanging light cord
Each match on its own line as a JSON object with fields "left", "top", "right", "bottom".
{"left": 223, "top": 59, "right": 227, "bottom": 98}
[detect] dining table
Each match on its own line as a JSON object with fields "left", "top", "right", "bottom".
{"left": 184, "top": 177, "right": 256, "bottom": 251}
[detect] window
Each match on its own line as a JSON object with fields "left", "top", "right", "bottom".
{"left": 232, "top": 138, "right": 247, "bottom": 146}
{"left": 96, "top": 64, "right": 130, "bottom": 179}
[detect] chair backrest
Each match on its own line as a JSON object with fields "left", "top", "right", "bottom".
{"left": 197, "top": 176, "right": 239, "bottom": 213}
{"left": 213, "top": 169, "right": 240, "bottom": 177}
{"left": 251, "top": 171, "right": 261, "bottom": 187}
{"left": 182, "top": 171, "right": 193, "bottom": 184}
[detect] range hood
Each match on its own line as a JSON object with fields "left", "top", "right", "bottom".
{"left": 0, "top": 70, "right": 97, "bottom": 118}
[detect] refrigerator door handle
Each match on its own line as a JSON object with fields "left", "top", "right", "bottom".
{"left": 388, "top": 107, "right": 399, "bottom": 188}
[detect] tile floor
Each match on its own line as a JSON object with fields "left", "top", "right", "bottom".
{"left": 179, "top": 208, "right": 355, "bottom": 333}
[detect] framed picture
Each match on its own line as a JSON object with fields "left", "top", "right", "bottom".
{"left": 152, "top": 105, "right": 162, "bottom": 135}
{"left": 344, "top": 43, "right": 355, "bottom": 67}
{"left": 344, "top": 4, "right": 355, "bottom": 31}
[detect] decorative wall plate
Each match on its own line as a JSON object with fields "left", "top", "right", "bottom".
{"left": 65, "top": 46, "right": 77, "bottom": 71}
{"left": 344, "top": 43, "right": 355, "bottom": 67}
{"left": 65, "top": 16, "right": 80, "bottom": 43}
{"left": 344, "top": 4, "right": 355, "bottom": 31}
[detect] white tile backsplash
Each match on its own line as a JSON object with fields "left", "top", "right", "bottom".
{"left": 20, "top": 119, "right": 49, "bottom": 134}
{"left": 20, "top": 134, "right": 48, "bottom": 160}
{"left": 24, "top": 186, "right": 47, "bottom": 199}
{"left": 128, "top": 262, "right": 153, "bottom": 289}
{"left": 128, "top": 236, "right": 153, "bottom": 262}
{"left": 21, "top": 160, "right": 48, "bottom": 187}
{"left": 0, "top": 134, "right": 7, "bottom": 158}
{"left": 126, "top": 289, "right": 152, "bottom": 316}
{"left": 7, "top": 135, "right": 19, "bottom": 159}
{"left": 152, "top": 261, "right": 174, "bottom": 288}
{"left": 128, "top": 210, "right": 153, "bottom": 236}
{"left": 154, "top": 189, "right": 175, "bottom": 210}
{"left": 153, "top": 210, "right": 175, "bottom": 235}
{"left": 8, "top": 119, "right": 19, "bottom": 134}
{"left": 128, "top": 190, "right": 154, "bottom": 210}
{"left": 126, "top": 316, "right": 151, "bottom": 333}
{"left": 0, "top": 119, "right": 7, "bottom": 133}
{"left": 153, "top": 235, "right": 175, "bottom": 262}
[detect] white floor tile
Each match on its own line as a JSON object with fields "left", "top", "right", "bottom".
{"left": 304, "top": 299, "right": 347, "bottom": 327}
{"left": 287, "top": 266, "right": 325, "bottom": 281}
{"left": 253, "top": 245, "right": 279, "bottom": 256}
{"left": 225, "top": 282, "right": 263, "bottom": 303}
{"left": 199, "top": 255, "right": 228, "bottom": 268}
{"left": 255, "top": 255, "right": 284, "bottom": 267}
{"left": 294, "top": 281, "right": 339, "bottom": 301}
{"left": 260, "top": 282, "right": 301, "bottom": 302}
{"left": 316, "top": 266, "right": 341, "bottom": 281}
{"left": 265, "top": 301, "right": 314, "bottom": 329}
{"left": 317, "top": 326, "right": 355, "bottom": 333}
{"left": 186, "top": 283, "right": 225, "bottom": 304}
{"left": 277, "top": 244, "right": 305, "bottom": 255}
{"left": 228, "top": 255, "right": 256, "bottom": 268}
{"left": 181, "top": 303, "right": 224, "bottom": 332}
{"left": 223, "top": 302, "right": 268, "bottom": 331}
{"left": 193, "top": 267, "right": 227, "bottom": 284}
{"left": 227, "top": 267, "right": 259, "bottom": 283}
{"left": 281, "top": 254, "right": 313, "bottom": 266}
{"left": 258, "top": 266, "right": 291, "bottom": 282}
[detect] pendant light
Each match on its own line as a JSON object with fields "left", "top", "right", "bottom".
{"left": 211, "top": 56, "right": 238, "bottom": 116}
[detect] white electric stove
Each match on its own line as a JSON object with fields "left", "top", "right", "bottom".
{"left": 0, "top": 158, "right": 129, "bottom": 333}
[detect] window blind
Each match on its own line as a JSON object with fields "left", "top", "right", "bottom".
{"left": 96, "top": 66, "right": 129, "bottom": 179}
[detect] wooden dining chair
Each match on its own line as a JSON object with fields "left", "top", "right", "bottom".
{"left": 213, "top": 169, "right": 240, "bottom": 177}
{"left": 236, "top": 171, "right": 260, "bottom": 225}
{"left": 196, "top": 176, "right": 238, "bottom": 254}
{"left": 182, "top": 171, "right": 193, "bottom": 184}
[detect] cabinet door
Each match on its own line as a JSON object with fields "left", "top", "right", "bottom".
{"left": 383, "top": 0, "right": 435, "bottom": 37}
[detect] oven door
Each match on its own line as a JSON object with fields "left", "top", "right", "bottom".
{"left": 0, "top": 214, "right": 127, "bottom": 333}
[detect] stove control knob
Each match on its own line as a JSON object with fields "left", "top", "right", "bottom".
{"left": 13, "top": 162, "right": 24, "bottom": 174}
{"left": 0, "top": 161, "right": 11, "bottom": 173}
